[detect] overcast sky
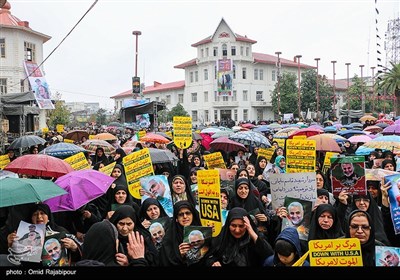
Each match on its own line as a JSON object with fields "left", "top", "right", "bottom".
{"left": 9, "top": 0, "right": 400, "bottom": 110}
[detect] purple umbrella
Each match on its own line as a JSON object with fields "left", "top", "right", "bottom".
{"left": 44, "top": 169, "right": 115, "bottom": 212}
{"left": 382, "top": 124, "right": 400, "bottom": 135}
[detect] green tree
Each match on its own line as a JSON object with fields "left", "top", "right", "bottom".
{"left": 168, "top": 103, "right": 189, "bottom": 120}
{"left": 376, "top": 62, "right": 400, "bottom": 116}
{"left": 270, "top": 72, "right": 298, "bottom": 118}
{"left": 48, "top": 101, "right": 70, "bottom": 128}
{"left": 96, "top": 108, "right": 107, "bottom": 126}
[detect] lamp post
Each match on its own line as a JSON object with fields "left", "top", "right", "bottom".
{"left": 132, "top": 30, "right": 142, "bottom": 77}
{"left": 132, "top": 30, "right": 142, "bottom": 99}
{"left": 296, "top": 55, "right": 302, "bottom": 120}
{"left": 331, "top": 60, "right": 337, "bottom": 119}
{"left": 360, "top": 64, "right": 365, "bottom": 114}
{"left": 345, "top": 62, "right": 351, "bottom": 121}
{"left": 315, "top": 58, "right": 320, "bottom": 122}
{"left": 275, "top": 51, "right": 282, "bottom": 121}
{"left": 371, "top": 66, "right": 375, "bottom": 113}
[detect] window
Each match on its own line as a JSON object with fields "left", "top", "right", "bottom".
{"left": 240, "top": 46, "right": 244, "bottom": 56}
{"left": 178, "top": 94, "right": 183, "bottom": 104}
{"left": 233, "top": 64, "right": 236, "bottom": 79}
{"left": 272, "top": 70, "right": 276, "bottom": 81}
{"left": 191, "top": 92, "right": 197, "bottom": 102}
{"left": 213, "top": 47, "right": 218, "bottom": 57}
{"left": 234, "top": 109, "right": 238, "bottom": 121}
{"left": 201, "top": 49, "right": 204, "bottom": 58}
{"left": 260, "top": 69, "right": 264, "bottom": 80}
{"left": 254, "top": 69, "right": 259, "bottom": 80}
{"left": 257, "top": 109, "right": 263, "bottom": 121}
{"left": 242, "top": 67, "right": 247, "bottom": 79}
{"left": 204, "top": 69, "right": 208, "bottom": 80}
{"left": 231, "top": 46, "right": 236, "bottom": 56}
{"left": 0, "top": 38, "right": 5, "bottom": 58}
{"left": 166, "top": 95, "right": 171, "bottom": 105}
{"left": 190, "top": 72, "right": 194, "bottom": 83}
{"left": 214, "top": 65, "right": 217, "bottom": 79}
{"left": 243, "top": 109, "right": 248, "bottom": 121}
{"left": 232, "top": 90, "right": 237, "bottom": 101}
{"left": 205, "top": 110, "right": 209, "bottom": 122}
{"left": 0, "top": 78, "right": 7, "bottom": 95}
{"left": 222, "top": 44, "right": 227, "bottom": 56}
{"left": 192, "top": 111, "right": 198, "bottom": 122}
{"left": 256, "top": 91, "right": 263, "bottom": 101}
{"left": 204, "top": 91, "right": 208, "bottom": 102}
{"left": 245, "top": 47, "right": 249, "bottom": 56}
{"left": 243, "top": 90, "right": 248, "bottom": 101}
{"left": 205, "top": 47, "right": 209, "bottom": 56}
{"left": 24, "top": 41, "right": 36, "bottom": 62}
{"left": 195, "top": 71, "right": 198, "bottom": 82}
{"left": 214, "top": 110, "right": 218, "bottom": 121}
{"left": 222, "top": 96, "right": 228, "bottom": 102}
{"left": 214, "top": 91, "right": 219, "bottom": 102}
{"left": 20, "top": 79, "right": 25, "bottom": 92}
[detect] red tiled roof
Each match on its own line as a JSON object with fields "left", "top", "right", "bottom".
{"left": 253, "top": 52, "right": 314, "bottom": 69}
{"left": 110, "top": 80, "right": 185, "bottom": 99}
{"left": 174, "top": 58, "right": 197, "bottom": 69}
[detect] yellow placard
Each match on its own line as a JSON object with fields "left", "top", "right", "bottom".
{"left": 293, "top": 135, "right": 307, "bottom": 140}
{"left": 286, "top": 139, "right": 316, "bottom": 173}
{"left": 308, "top": 238, "right": 362, "bottom": 266}
{"left": 56, "top": 124, "right": 64, "bottom": 133}
{"left": 197, "top": 169, "right": 222, "bottom": 237}
{"left": 322, "top": 152, "right": 339, "bottom": 173}
{"left": 273, "top": 138, "right": 286, "bottom": 149}
{"left": 63, "top": 138, "right": 74, "bottom": 144}
{"left": 0, "top": 154, "right": 10, "bottom": 170}
{"left": 203, "top": 152, "right": 226, "bottom": 169}
{"left": 42, "top": 127, "right": 49, "bottom": 134}
{"left": 99, "top": 161, "right": 116, "bottom": 176}
{"left": 88, "top": 135, "right": 96, "bottom": 139}
{"left": 258, "top": 147, "right": 275, "bottom": 162}
{"left": 138, "top": 130, "right": 146, "bottom": 140}
{"left": 122, "top": 148, "right": 154, "bottom": 199}
{"left": 64, "top": 152, "right": 91, "bottom": 170}
{"left": 173, "top": 116, "right": 192, "bottom": 149}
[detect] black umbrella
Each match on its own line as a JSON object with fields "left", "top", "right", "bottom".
{"left": 8, "top": 135, "right": 46, "bottom": 150}
{"left": 148, "top": 148, "right": 178, "bottom": 164}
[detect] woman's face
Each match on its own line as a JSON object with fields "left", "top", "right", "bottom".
{"left": 258, "top": 158, "right": 267, "bottom": 169}
{"left": 116, "top": 217, "right": 134, "bottom": 236}
{"left": 229, "top": 218, "right": 246, "bottom": 239}
{"left": 190, "top": 172, "right": 198, "bottom": 183}
{"left": 115, "top": 190, "right": 127, "bottom": 204}
{"left": 246, "top": 165, "right": 256, "bottom": 176}
{"left": 172, "top": 178, "right": 186, "bottom": 194}
{"left": 237, "top": 183, "right": 249, "bottom": 199}
{"left": 276, "top": 148, "right": 284, "bottom": 156}
{"left": 279, "top": 158, "right": 286, "bottom": 168}
{"left": 238, "top": 171, "right": 248, "bottom": 178}
{"left": 221, "top": 193, "right": 228, "bottom": 209}
{"left": 316, "top": 173, "right": 324, "bottom": 189}
{"left": 32, "top": 210, "right": 49, "bottom": 225}
{"left": 176, "top": 207, "right": 193, "bottom": 226}
{"left": 384, "top": 162, "right": 395, "bottom": 171}
{"left": 146, "top": 204, "right": 161, "bottom": 220}
{"left": 112, "top": 168, "right": 122, "bottom": 178}
{"left": 349, "top": 215, "right": 371, "bottom": 244}
{"left": 318, "top": 211, "right": 334, "bottom": 230}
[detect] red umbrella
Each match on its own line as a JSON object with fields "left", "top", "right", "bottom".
{"left": 287, "top": 127, "right": 323, "bottom": 139}
{"left": 4, "top": 154, "right": 74, "bottom": 178}
{"left": 306, "top": 134, "right": 341, "bottom": 152}
{"left": 140, "top": 132, "right": 170, "bottom": 144}
{"left": 210, "top": 136, "right": 248, "bottom": 152}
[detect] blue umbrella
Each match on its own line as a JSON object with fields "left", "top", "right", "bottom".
{"left": 336, "top": 130, "right": 367, "bottom": 139}
{"left": 39, "top": 142, "right": 86, "bottom": 159}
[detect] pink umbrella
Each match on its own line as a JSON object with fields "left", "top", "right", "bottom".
{"left": 44, "top": 169, "right": 115, "bottom": 212}
{"left": 210, "top": 136, "right": 247, "bottom": 152}
{"left": 348, "top": 135, "right": 373, "bottom": 144}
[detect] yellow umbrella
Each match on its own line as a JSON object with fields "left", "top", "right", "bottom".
{"left": 359, "top": 115, "right": 377, "bottom": 123}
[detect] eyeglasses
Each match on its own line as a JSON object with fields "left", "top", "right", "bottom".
{"left": 354, "top": 198, "right": 370, "bottom": 203}
{"left": 349, "top": 224, "right": 371, "bottom": 231}
{"left": 177, "top": 211, "right": 192, "bottom": 217}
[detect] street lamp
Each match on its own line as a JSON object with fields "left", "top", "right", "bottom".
{"left": 345, "top": 62, "right": 351, "bottom": 117}
{"left": 296, "top": 55, "right": 302, "bottom": 120}
{"left": 371, "top": 66, "right": 375, "bottom": 113}
{"left": 132, "top": 30, "right": 142, "bottom": 77}
{"left": 275, "top": 51, "right": 282, "bottom": 120}
{"left": 132, "top": 30, "right": 142, "bottom": 99}
{"left": 360, "top": 64, "right": 365, "bottom": 113}
{"left": 315, "top": 58, "right": 320, "bottom": 122}
{"left": 331, "top": 60, "right": 337, "bottom": 119}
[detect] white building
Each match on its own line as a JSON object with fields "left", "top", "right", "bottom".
{"left": 111, "top": 18, "right": 314, "bottom": 126}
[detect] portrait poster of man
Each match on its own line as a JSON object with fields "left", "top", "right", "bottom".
{"left": 281, "top": 197, "right": 312, "bottom": 241}
{"left": 8, "top": 221, "right": 45, "bottom": 264}
{"left": 140, "top": 175, "right": 173, "bottom": 217}
{"left": 148, "top": 217, "right": 170, "bottom": 251}
{"left": 41, "top": 232, "right": 69, "bottom": 266}
{"left": 383, "top": 174, "right": 400, "bottom": 235}
{"left": 217, "top": 58, "right": 233, "bottom": 96}
{"left": 136, "top": 113, "right": 151, "bottom": 129}
{"left": 376, "top": 246, "right": 400, "bottom": 267}
{"left": 330, "top": 156, "right": 366, "bottom": 197}
{"left": 190, "top": 183, "right": 199, "bottom": 210}
{"left": 183, "top": 225, "right": 212, "bottom": 265}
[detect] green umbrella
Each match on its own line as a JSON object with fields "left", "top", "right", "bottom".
{"left": 0, "top": 177, "right": 67, "bottom": 208}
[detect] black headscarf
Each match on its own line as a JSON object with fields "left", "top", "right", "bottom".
{"left": 308, "top": 204, "right": 343, "bottom": 241}
{"left": 229, "top": 178, "right": 267, "bottom": 216}
{"left": 170, "top": 175, "right": 197, "bottom": 206}
{"left": 139, "top": 198, "right": 168, "bottom": 221}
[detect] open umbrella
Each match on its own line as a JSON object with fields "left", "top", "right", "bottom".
{"left": 347, "top": 135, "right": 373, "bottom": 144}
{"left": 273, "top": 127, "right": 300, "bottom": 139}
{"left": 0, "top": 170, "right": 19, "bottom": 179}
{"left": 81, "top": 139, "right": 116, "bottom": 155}
{"left": 43, "top": 169, "right": 115, "bottom": 212}
{"left": 4, "top": 154, "right": 74, "bottom": 178}
{"left": 211, "top": 130, "right": 234, "bottom": 139}
{"left": 358, "top": 135, "right": 400, "bottom": 152}
{"left": 140, "top": 132, "right": 170, "bottom": 144}
{"left": 155, "top": 131, "right": 173, "bottom": 141}
{"left": 92, "top": 133, "right": 118, "bottom": 141}
{"left": 306, "top": 134, "right": 342, "bottom": 153}
{"left": 210, "top": 136, "right": 248, "bottom": 152}
{"left": 363, "top": 125, "right": 383, "bottom": 134}
{"left": 64, "top": 130, "right": 89, "bottom": 142}
{"left": 229, "top": 131, "right": 271, "bottom": 148}
{"left": 0, "top": 177, "right": 67, "bottom": 208}
{"left": 148, "top": 148, "right": 179, "bottom": 164}
{"left": 382, "top": 124, "right": 400, "bottom": 136}
{"left": 39, "top": 142, "right": 87, "bottom": 159}
{"left": 359, "top": 115, "right": 377, "bottom": 123}
{"left": 8, "top": 135, "right": 46, "bottom": 150}
{"left": 336, "top": 129, "right": 367, "bottom": 139}
{"left": 287, "top": 127, "right": 323, "bottom": 139}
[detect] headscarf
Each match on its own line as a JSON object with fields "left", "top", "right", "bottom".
{"left": 139, "top": 198, "right": 168, "bottom": 221}
{"left": 274, "top": 155, "right": 286, "bottom": 173}
{"left": 170, "top": 175, "right": 196, "bottom": 206}
{"left": 308, "top": 204, "right": 343, "bottom": 241}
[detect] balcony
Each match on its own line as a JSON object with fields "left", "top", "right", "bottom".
{"left": 212, "top": 101, "right": 239, "bottom": 107}
{"left": 251, "top": 101, "right": 271, "bottom": 107}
